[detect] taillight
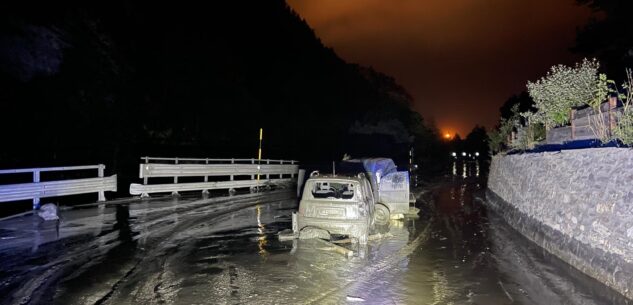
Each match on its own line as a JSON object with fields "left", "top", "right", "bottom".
{"left": 358, "top": 202, "right": 366, "bottom": 216}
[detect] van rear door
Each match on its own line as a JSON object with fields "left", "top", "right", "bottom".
{"left": 378, "top": 171, "right": 410, "bottom": 214}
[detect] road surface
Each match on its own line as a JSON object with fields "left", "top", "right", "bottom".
{"left": 0, "top": 166, "right": 630, "bottom": 304}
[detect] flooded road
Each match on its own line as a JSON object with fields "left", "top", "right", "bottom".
{"left": 0, "top": 164, "right": 631, "bottom": 304}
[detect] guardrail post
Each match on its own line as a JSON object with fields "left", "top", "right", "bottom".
{"left": 33, "top": 170, "right": 40, "bottom": 210}
{"left": 291, "top": 160, "right": 295, "bottom": 178}
{"left": 251, "top": 158, "right": 255, "bottom": 180}
{"left": 143, "top": 157, "right": 149, "bottom": 185}
{"left": 202, "top": 158, "right": 209, "bottom": 195}
{"left": 280, "top": 160, "right": 284, "bottom": 179}
{"left": 172, "top": 157, "right": 180, "bottom": 196}
{"left": 266, "top": 159, "right": 270, "bottom": 180}
{"left": 230, "top": 158, "right": 234, "bottom": 181}
{"left": 98, "top": 164, "right": 106, "bottom": 202}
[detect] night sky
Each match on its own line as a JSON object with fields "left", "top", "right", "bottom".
{"left": 287, "top": 0, "right": 594, "bottom": 137}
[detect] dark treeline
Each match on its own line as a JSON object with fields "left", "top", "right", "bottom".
{"left": 573, "top": 0, "right": 633, "bottom": 81}
{"left": 0, "top": 1, "right": 444, "bottom": 195}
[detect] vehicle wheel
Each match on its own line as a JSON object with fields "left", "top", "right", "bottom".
{"left": 374, "top": 204, "right": 390, "bottom": 225}
{"left": 298, "top": 227, "right": 331, "bottom": 240}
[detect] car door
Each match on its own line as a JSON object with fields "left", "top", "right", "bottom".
{"left": 378, "top": 171, "right": 410, "bottom": 214}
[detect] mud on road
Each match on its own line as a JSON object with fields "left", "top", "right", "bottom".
{"left": 1, "top": 170, "right": 630, "bottom": 304}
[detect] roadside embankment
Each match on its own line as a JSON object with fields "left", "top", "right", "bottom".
{"left": 486, "top": 147, "right": 633, "bottom": 299}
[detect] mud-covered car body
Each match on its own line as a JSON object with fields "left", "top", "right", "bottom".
{"left": 339, "top": 158, "right": 413, "bottom": 215}
{"left": 294, "top": 175, "right": 375, "bottom": 244}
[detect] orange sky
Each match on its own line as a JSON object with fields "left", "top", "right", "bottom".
{"left": 287, "top": 0, "right": 594, "bottom": 137}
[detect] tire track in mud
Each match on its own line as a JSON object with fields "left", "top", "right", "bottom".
{"left": 97, "top": 191, "right": 295, "bottom": 305}
{"left": 93, "top": 261, "right": 141, "bottom": 305}
{"left": 5, "top": 191, "right": 295, "bottom": 305}
{"left": 302, "top": 218, "right": 433, "bottom": 305}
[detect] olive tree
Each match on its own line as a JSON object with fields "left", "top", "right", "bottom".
{"left": 527, "top": 58, "right": 600, "bottom": 128}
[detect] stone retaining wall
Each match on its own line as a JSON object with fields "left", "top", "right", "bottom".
{"left": 486, "top": 147, "right": 633, "bottom": 299}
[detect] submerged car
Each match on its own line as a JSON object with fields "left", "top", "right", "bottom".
{"left": 293, "top": 173, "right": 378, "bottom": 244}
{"left": 339, "top": 158, "right": 416, "bottom": 218}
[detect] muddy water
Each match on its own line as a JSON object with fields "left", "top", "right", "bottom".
{"left": 403, "top": 161, "right": 630, "bottom": 305}
{"left": 1, "top": 163, "right": 631, "bottom": 304}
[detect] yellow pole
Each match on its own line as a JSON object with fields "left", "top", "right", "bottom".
{"left": 257, "top": 128, "right": 263, "bottom": 186}
{"left": 258, "top": 128, "right": 263, "bottom": 160}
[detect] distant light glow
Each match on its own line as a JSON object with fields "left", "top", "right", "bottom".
{"left": 287, "top": 0, "right": 593, "bottom": 138}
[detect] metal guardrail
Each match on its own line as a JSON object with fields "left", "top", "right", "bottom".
{"left": 130, "top": 178, "right": 295, "bottom": 195}
{"left": 0, "top": 165, "right": 117, "bottom": 209}
{"left": 140, "top": 157, "right": 295, "bottom": 163}
{"left": 139, "top": 163, "right": 298, "bottom": 178}
{"left": 130, "top": 157, "right": 299, "bottom": 196}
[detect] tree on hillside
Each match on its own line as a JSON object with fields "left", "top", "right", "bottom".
{"left": 464, "top": 125, "right": 489, "bottom": 158}
{"left": 499, "top": 92, "right": 536, "bottom": 122}
{"left": 0, "top": 0, "right": 440, "bottom": 172}
{"left": 573, "top": 0, "right": 633, "bottom": 80}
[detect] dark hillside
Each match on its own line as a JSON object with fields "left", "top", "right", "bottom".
{"left": 0, "top": 1, "right": 440, "bottom": 194}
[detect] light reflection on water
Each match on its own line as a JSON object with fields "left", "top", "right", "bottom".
{"left": 115, "top": 171, "right": 628, "bottom": 305}
{"left": 452, "top": 159, "right": 481, "bottom": 179}
{"left": 255, "top": 204, "right": 268, "bottom": 257}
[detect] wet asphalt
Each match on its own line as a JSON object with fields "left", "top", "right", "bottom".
{"left": 0, "top": 163, "right": 631, "bottom": 304}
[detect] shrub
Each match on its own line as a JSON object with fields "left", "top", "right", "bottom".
{"left": 615, "top": 108, "right": 633, "bottom": 145}
{"left": 488, "top": 105, "right": 519, "bottom": 154}
{"left": 614, "top": 69, "right": 633, "bottom": 145}
{"left": 488, "top": 124, "right": 507, "bottom": 154}
{"left": 527, "top": 59, "right": 600, "bottom": 128}
{"left": 513, "top": 111, "right": 542, "bottom": 150}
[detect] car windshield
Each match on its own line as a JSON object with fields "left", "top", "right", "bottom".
{"left": 310, "top": 181, "right": 356, "bottom": 200}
